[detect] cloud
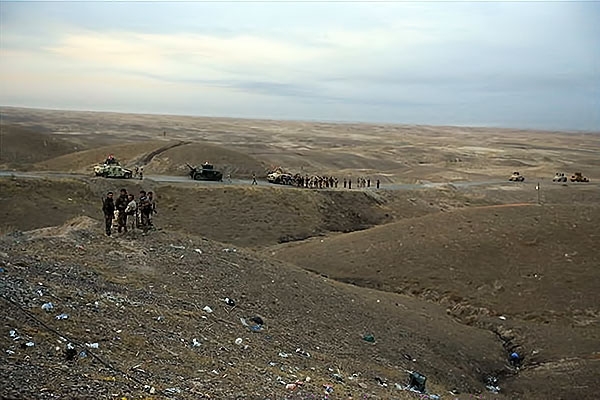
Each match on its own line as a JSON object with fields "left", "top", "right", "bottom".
{"left": 1, "top": 1, "right": 599, "bottom": 130}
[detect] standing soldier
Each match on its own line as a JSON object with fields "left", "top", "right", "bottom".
{"left": 139, "top": 166, "right": 144, "bottom": 180}
{"left": 138, "top": 190, "right": 150, "bottom": 230}
{"left": 102, "top": 192, "right": 115, "bottom": 236}
{"left": 252, "top": 173, "right": 258, "bottom": 185}
{"left": 124, "top": 194, "right": 137, "bottom": 231}
{"left": 376, "top": 179, "right": 380, "bottom": 189}
{"left": 343, "top": 178, "right": 347, "bottom": 189}
{"left": 367, "top": 178, "right": 371, "bottom": 188}
{"left": 115, "top": 188, "right": 129, "bottom": 233}
{"left": 147, "top": 191, "right": 157, "bottom": 228}
{"left": 348, "top": 178, "right": 352, "bottom": 189}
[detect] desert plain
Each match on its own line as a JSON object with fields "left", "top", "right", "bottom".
{"left": 0, "top": 106, "right": 599, "bottom": 399}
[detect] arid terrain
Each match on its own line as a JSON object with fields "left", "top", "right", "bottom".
{"left": 1, "top": 106, "right": 599, "bottom": 399}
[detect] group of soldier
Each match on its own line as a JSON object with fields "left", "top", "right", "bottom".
{"left": 101, "top": 188, "right": 157, "bottom": 236}
{"left": 274, "top": 173, "right": 381, "bottom": 190}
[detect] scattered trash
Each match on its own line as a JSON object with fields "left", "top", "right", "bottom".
{"left": 41, "top": 302, "right": 54, "bottom": 311}
{"left": 509, "top": 351, "right": 523, "bottom": 367}
{"left": 223, "top": 248, "right": 237, "bottom": 253}
{"left": 169, "top": 244, "right": 186, "bottom": 250}
{"left": 333, "top": 373, "right": 344, "bottom": 382}
{"left": 194, "top": 248, "right": 202, "bottom": 254}
{"left": 79, "top": 351, "right": 87, "bottom": 358}
{"left": 25, "top": 342, "right": 35, "bottom": 347}
{"left": 323, "top": 384, "right": 334, "bottom": 394}
{"left": 362, "top": 333, "right": 376, "bottom": 343}
{"left": 85, "top": 343, "right": 99, "bottom": 349}
{"left": 278, "top": 352, "right": 290, "bottom": 358}
{"left": 55, "top": 313, "right": 69, "bottom": 320}
{"left": 65, "top": 343, "right": 77, "bottom": 361}
{"left": 6, "top": 350, "right": 15, "bottom": 355}
{"left": 407, "top": 371, "right": 427, "bottom": 393}
{"left": 165, "top": 388, "right": 181, "bottom": 395}
{"left": 202, "top": 306, "right": 213, "bottom": 313}
{"left": 192, "top": 338, "right": 202, "bottom": 347}
{"left": 223, "top": 297, "right": 236, "bottom": 306}
{"left": 9, "top": 330, "right": 17, "bottom": 338}
{"left": 0, "top": 267, "right": 5, "bottom": 273}
{"left": 499, "top": 315, "right": 507, "bottom": 320}
{"left": 235, "top": 338, "right": 243, "bottom": 346}
{"left": 240, "top": 317, "right": 264, "bottom": 332}
{"left": 295, "top": 348, "right": 311, "bottom": 358}
{"left": 285, "top": 383, "right": 297, "bottom": 390}
{"left": 485, "top": 376, "right": 500, "bottom": 393}
{"left": 375, "top": 376, "right": 388, "bottom": 387}
{"left": 403, "top": 353, "right": 417, "bottom": 362}
{"left": 156, "top": 316, "right": 164, "bottom": 321}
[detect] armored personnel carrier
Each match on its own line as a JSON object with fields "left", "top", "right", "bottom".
{"left": 186, "top": 162, "right": 223, "bottom": 181}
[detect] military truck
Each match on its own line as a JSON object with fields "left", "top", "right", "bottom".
{"left": 509, "top": 171, "right": 525, "bottom": 182}
{"left": 94, "top": 162, "right": 133, "bottom": 179}
{"left": 570, "top": 172, "right": 589, "bottom": 182}
{"left": 552, "top": 172, "right": 567, "bottom": 182}
{"left": 186, "top": 162, "right": 223, "bottom": 181}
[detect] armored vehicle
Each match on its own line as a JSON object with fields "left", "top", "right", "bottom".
{"left": 570, "top": 172, "right": 589, "bottom": 182}
{"left": 267, "top": 167, "right": 294, "bottom": 185}
{"left": 509, "top": 171, "right": 525, "bottom": 182}
{"left": 552, "top": 172, "right": 567, "bottom": 182}
{"left": 186, "top": 162, "right": 223, "bottom": 181}
{"left": 94, "top": 163, "right": 133, "bottom": 179}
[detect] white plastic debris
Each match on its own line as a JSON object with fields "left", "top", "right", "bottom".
{"left": 192, "top": 338, "right": 202, "bottom": 347}
{"left": 56, "top": 313, "right": 69, "bottom": 320}
{"left": 25, "top": 342, "right": 35, "bottom": 347}
{"left": 42, "top": 302, "right": 54, "bottom": 311}
{"left": 194, "top": 248, "right": 202, "bottom": 254}
{"left": 499, "top": 316, "right": 507, "bottom": 320}
{"left": 85, "top": 343, "right": 99, "bottom": 349}
{"left": 235, "top": 338, "right": 243, "bottom": 346}
{"left": 202, "top": 306, "right": 213, "bottom": 313}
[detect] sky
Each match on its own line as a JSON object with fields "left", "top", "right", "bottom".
{"left": 1, "top": 1, "right": 599, "bottom": 131}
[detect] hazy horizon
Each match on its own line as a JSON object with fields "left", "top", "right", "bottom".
{"left": 1, "top": 2, "right": 598, "bottom": 131}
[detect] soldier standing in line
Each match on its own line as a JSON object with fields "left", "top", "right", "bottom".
{"left": 115, "top": 188, "right": 129, "bottom": 233}
{"left": 376, "top": 179, "right": 380, "bottom": 189}
{"left": 367, "top": 178, "right": 371, "bottom": 188}
{"left": 251, "top": 173, "right": 258, "bottom": 185}
{"left": 343, "top": 178, "right": 347, "bottom": 188}
{"left": 102, "top": 192, "right": 115, "bottom": 236}
{"left": 348, "top": 178, "right": 352, "bottom": 189}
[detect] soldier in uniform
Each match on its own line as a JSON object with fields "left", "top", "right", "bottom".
{"left": 115, "top": 188, "right": 129, "bottom": 233}
{"left": 102, "top": 192, "right": 115, "bottom": 236}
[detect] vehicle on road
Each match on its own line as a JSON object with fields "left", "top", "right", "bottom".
{"left": 552, "top": 172, "right": 567, "bottom": 183}
{"left": 186, "top": 162, "right": 223, "bottom": 181}
{"left": 509, "top": 171, "right": 525, "bottom": 182}
{"left": 94, "top": 162, "right": 133, "bottom": 179}
{"left": 267, "top": 167, "right": 294, "bottom": 185}
{"left": 570, "top": 172, "right": 589, "bottom": 183}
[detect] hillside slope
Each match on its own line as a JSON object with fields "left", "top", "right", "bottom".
{"left": 1, "top": 218, "right": 508, "bottom": 399}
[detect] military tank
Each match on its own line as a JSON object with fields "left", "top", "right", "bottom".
{"left": 186, "top": 162, "right": 223, "bottom": 181}
{"left": 94, "top": 157, "right": 133, "bottom": 179}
